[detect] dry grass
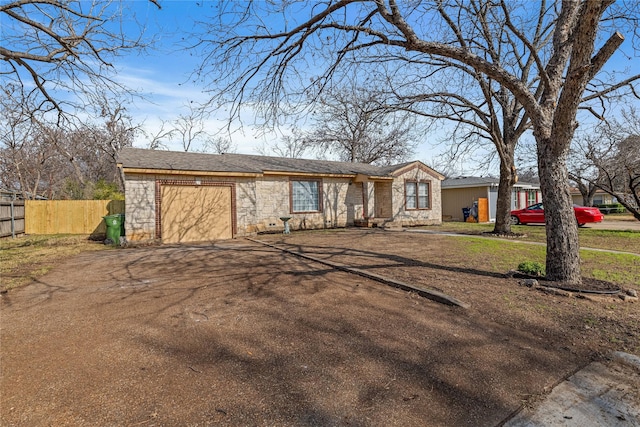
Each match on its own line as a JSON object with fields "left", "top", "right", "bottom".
{"left": 0, "top": 235, "right": 108, "bottom": 291}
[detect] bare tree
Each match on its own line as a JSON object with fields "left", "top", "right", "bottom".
{"left": 172, "top": 106, "right": 208, "bottom": 152}
{"left": 580, "top": 111, "right": 640, "bottom": 220}
{"left": 305, "top": 83, "right": 416, "bottom": 164}
{"left": 0, "top": 88, "right": 134, "bottom": 199}
{"left": 0, "top": 88, "right": 53, "bottom": 198}
{"left": 141, "top": 120, "right": 176, "bottom": 150}
{"left": 378, "top": 0, "right": 549, "bottom": 234}
{"left": 568, "top": 131, "right": 603, "bottom": 207}
{"left": 257, "top": 132, "right": 311, "bottom": 159}
{"left": 1, "top": 0, "right": 160, "bottom": 121}
{"left": 83, "top": 96, "right": 137, "bottom": 190}
{"left": 204, "top": 136, "right": 235, "bottom": 154}
{"left": 193, "top": 0, "right": 640, "bottom": 283}
{"left": 0, "top": 86, "right": 67, "bottom": 199}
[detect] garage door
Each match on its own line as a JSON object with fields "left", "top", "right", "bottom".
{"left": 161, "top": 185, "right": 232, "bottom": 244}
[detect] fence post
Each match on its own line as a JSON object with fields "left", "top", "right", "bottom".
{"left": 10, "top": 198, "right": 15, "bottom": 238}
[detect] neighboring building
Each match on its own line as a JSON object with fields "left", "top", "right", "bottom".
{"left": 441, "top": 176, "right": 542, "bottom": 222}
{"left": 117, "top": 148, "right": 444, "bottom": 244}
{"left": 569, "top": 187, "right": 616, "bottom": 206}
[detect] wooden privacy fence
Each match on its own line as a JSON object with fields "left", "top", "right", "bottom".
{"left": 25, "top": 200, "right": 125, "bottom": 237}
{"left": 0, "top": 200, "right": 25, "bottom": 238}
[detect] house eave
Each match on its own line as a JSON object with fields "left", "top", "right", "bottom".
{"left": 262, "top": 170, "right": 394, "bottom": 180}
{"left": 390, "top": 162, "right": 446, "bottom": 180}
{"left": 120, "top": 167, "right": 262, "bottom": 178}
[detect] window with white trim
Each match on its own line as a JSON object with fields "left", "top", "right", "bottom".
{"left": 291, "top": 179, "right": 321, "bottom": 212}
{"left": 405, "top": 181, "right": 430, "bottom": 210}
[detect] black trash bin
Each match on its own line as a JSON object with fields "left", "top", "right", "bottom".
{"left": 462, "top": 207, "right": 471, "bottom": 222}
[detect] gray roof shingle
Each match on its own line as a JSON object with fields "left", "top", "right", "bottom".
{"left": 442, "top": 176, "right": 539, "bottom": 188}
{"left": 118, "top": 147, "right": 423, "bottom": 177}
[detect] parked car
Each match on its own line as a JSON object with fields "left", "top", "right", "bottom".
{"left": 510, "top": 203, "right": 604, "bottom": 227}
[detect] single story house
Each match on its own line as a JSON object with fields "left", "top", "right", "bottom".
{"left": 441, "top": 176, "right": 542, "bottom": 222}
{"left": 569, "top": 187, "right": 616, "bottom": 206}
{"left": 117, "top": 148, "right": 444, "bottom": 244}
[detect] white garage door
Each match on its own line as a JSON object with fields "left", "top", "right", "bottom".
{"left": 161, "top": 185, "right": 232, "bottom": 244}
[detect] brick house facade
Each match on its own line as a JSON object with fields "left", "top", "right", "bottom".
{"left": 118, "top": 148, "right": 444, "bottom": 244}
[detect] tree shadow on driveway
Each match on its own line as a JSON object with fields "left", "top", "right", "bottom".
{"left": 1, "top": 239, "right": 593, "bottom": 426}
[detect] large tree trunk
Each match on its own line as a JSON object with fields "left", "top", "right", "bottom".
{"left": 493, "top": 159, "right": 516, "bottom": 234}
{"left": 537, "top": 138, "right": 581, "bottom": 283}
{"left": 575, "top": 180, "right": 596, "bottom": 206}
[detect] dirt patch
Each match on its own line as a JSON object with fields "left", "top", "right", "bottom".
{"left": 0, "top": 235, "right": 107, "bottom": 291}
{"left": 1, "top": 231, "right": 639, "bottom": 426}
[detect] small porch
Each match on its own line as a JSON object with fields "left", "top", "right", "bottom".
{"left": 353, "top": 179, "right": 395, "bottom": 227}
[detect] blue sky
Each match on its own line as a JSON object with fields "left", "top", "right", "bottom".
{"left": 113, "top": 2, "right": 252, "bottom": 150}
{"left": 88, "top": 1, "right": 640, "bottom": 172}
{"left": 107, "top": 1, "right": 479, "bottom": 165}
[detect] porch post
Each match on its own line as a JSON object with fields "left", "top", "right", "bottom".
{"left": 362, "top": 181, "right": 375, "bottom": 219}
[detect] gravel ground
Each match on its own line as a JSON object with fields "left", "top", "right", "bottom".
{"left": 1, "top": 231, "right": 638, "bottom": 426}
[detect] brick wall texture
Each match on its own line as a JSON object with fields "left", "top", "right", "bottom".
{"left": 124, "top": 164, "right": 441, "bottom": 241}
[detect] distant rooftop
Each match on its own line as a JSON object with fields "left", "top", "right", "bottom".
{"left": 442, "top": 176, "right": 539, "bottom": 189}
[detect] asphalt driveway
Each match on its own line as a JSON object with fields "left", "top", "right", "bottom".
{"left": 0, "top": 236, "right": 630, "bottom": 426}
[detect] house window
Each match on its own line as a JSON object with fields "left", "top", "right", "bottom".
{"left": 291, "top": 179, "right": 322, "bottom": 213}
{"left": 527, "top": 190, "right": 537, "bottom": 206}
{"left": 405, "top": 181, "right": 430, "bottom": 210}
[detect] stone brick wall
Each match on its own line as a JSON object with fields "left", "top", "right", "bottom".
{"left": 391, "top": 166, "right": 442, "bottom": 226}
{"left": 124, "top": 174, "right": 157, "bottom": 241}
{"left": 251, "top": 176, "right": 290, "bottom": 233}
{"left": 123, "top": 173, "right": 364, "bottom": 240}
{"left": 261, "top": 177, "right": 362, "bottom": 232}
{"left": 123, "top": 165, "right": 441, "bottom": 242}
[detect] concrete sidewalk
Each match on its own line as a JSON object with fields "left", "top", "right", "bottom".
{"left": 504, "top": 352, "right": 640, "bottom": 426}
{"left": 404, "top": 228, "right": 640, "bottom": 257}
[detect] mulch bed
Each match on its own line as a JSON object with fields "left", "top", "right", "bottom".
{"left": 510, "top": 272, "right": 622, "bottom": 294}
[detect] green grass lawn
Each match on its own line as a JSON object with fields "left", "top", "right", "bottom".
{"left": 443, "top": 235, "right": 640, "bottom": 287}
{"left": 422, "top": 220, "right": 640, "bottom": 287}
{"left": 428, "top": 221, "right": 640, "bottom": 254}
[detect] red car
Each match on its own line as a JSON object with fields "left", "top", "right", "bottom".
{"left": 510, "top": 203, "right": 604, "bottom": 227}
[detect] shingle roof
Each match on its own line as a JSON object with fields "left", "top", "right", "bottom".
{"left": 442, "top": 176, "right": 539, "bottom": 189}
{"left": 118, "top": 147, "right": 427, "bottom": 177}
{"left": 442, "top": 176, "right": 500, "bottom": 188}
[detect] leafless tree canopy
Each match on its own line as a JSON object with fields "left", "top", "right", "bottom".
{"left": 0, "top": 91, "right": 135, "bottom": 199}
{"left": 205, "top": 136, "right": 235, "bottom": 155}
{"left": 1, "top": 0, "right": 159, "bottom": 120}
{"left": 193, "top": 0, "right": 640, "bottom": 283}
{"left": 303, "top": 84, "right": 417, "bottom": 165}
{"left": 572, "top": 110, "right": 640, "bottom": 220}
{"left": 258, "top": 132, "right": 311, "bottom": 159}
{"left": 567, "top": 130, "right": 603, "bottom": 207}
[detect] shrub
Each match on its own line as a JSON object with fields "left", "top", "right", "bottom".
{"left": 517, "top": 261, "right": 545, "bottom": 276}
{"left": 596, "top": 203, "right": 626, "bottom": 214}
{"left": 93, "top": 179, "right": 124, "bottom": 200}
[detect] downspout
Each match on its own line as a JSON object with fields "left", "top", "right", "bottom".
{"left": 361, "top": 181, "right": 368, "bottom": 219}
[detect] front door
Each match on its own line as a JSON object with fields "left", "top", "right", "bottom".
{"left": 374, "top": 182, "right": 392, "bottom": 218}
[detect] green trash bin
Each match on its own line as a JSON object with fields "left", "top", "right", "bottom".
{"left": 103, "top": 214, "right": 124, "bottom": 244}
